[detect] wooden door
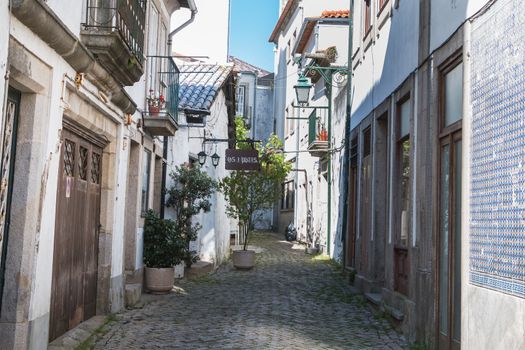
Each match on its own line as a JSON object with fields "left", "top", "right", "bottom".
{"left": 359, "top": 128, "right": 372, "bottom": 274}
{"left": 359, "top": 153, "right": 372, "bottom": 273}
{"left": 0, "top": 88, "right": 20, "bottom": 312}
{"left": 49, "top": 127, "right": 102, "bottom": 341}
{"left": 345, "top": 165, "right": 357, "bottom": 269}
{"left": 438, "top": 131, "right": 462, "bottom": 350}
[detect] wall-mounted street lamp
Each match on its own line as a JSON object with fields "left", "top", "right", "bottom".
{"left": 197, "top": 146, "right": 221, "bottom": 168}
{"left": 197, "top": 151, "right": 207, "bottom": 166}
{"left": 291, "top": 60, "right": 348, "bottom": 257}
{"left": 294, "top": 75, "right": 313, "bottom": 105}
{"left": 211, "top": 152, "right": 220, "bottom": 167}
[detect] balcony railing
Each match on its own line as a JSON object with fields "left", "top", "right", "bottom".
{"left": 82, "top": 0, "right": 146, "bottom": 85}
{"left": 141, "top": 56, "right": 180, "bottom": 136}
{"left": 307, "top": 108, "right": 329, "bottom": 157}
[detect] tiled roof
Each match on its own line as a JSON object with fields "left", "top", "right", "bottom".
{"left": 321, "top": 10, "right": 350, "bottom": 18}
{"left": 178, "top": 64, "right": 233, "bottom": 112}
{"left": 228, "top": 56, "right": 271, "bottom": 78}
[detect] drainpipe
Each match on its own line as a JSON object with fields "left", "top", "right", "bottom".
{"left": 253, "top": 74, "right": 258, "bottom": 140}
{"left": 327, "top": 78, "right": 333, "bottom": 256}
{"left": 341, "top": 1, "right": 354, "bottom": 266}
{"left": 160, "top": 0, "right": 197, "bottom": 219}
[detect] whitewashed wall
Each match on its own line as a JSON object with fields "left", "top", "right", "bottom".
{"left": 272, "top": 0, "right": 348, "bottom": 245}
{"left": 350, "top": 0, "right": 419, "bottom": 129}
{"left": 6, "top": 13, "right": 130, "bottom": 344}
{"left": 165, "top": 89, "right": 232, "bottom": 265}
{"left": 171, "top": 0, "right": 230, "bottom": 64}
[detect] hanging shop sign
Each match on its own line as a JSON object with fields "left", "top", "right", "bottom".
{"left": 225, "top": 149, "right": 260, "bottom": 170}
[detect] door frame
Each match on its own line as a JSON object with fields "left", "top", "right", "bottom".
{"left": 435, "top": 52, "right": 463, "bottom": 350}
{"left": 0, "top": 87, "right": 21, "bottom": 313}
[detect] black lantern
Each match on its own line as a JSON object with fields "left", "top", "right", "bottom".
{"left": 294, "top": 75, "right": 312, "bottom": 105}
{"left": 211, "top": 152, "right": 220, "bottom": 167}
{"left": 197, "top": 151, "right": 207, "bottom": 166}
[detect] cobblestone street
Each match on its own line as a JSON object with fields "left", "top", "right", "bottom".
{"left": 94, "top": 232, "right": 407, "bottom": 349}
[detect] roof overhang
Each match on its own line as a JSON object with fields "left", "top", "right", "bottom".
{"left": 268, "top": 0, "right": 299, "bottom": 44}
{"left": 164, "top": 0, "right": 197, "bottom": 15}
{"left": 183, "top": 108, "right": 210, "bottom": 116}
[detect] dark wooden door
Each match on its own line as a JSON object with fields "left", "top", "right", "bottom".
{"left": 359, "top": 153, "right": 372, "bottom": 274}
{"left": 49, "top": 127, "right": 102, "bottom": 341}
{"left": 438, "top": 131, "right": 462, "bottom": 350}
{"left": 345, "top": 165, "right": 357, "bottom": 269}
{"left": 0, "top": 88, "right": 20, "bottom": 312}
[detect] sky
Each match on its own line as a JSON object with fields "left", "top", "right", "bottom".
{"left": 229, "top": 0, "right": 279, "bottom": 73}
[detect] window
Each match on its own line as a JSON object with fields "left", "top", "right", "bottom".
{"left": 397, "top": 98, "right": 410, "bottom": 247}
{"left": 236, "top": 85, "right": 246, "bottom": 116}
{"left": 147, "top": 3, "right": 159, "bottom": 91}
{"left": 394, "top": 97, "right": 411, "bottom": 295}
{"left": 363, "top": 0, "right": 372, "bottom": 37}
{"left": 443, "top": 62, "right": 463, "bottom": 128}
{"left": 281, "top": 180, "right": 295, "bottom": 210}
{"left": 378, "top": 0, "right": 389, "bottom": 13}
{"left": 141, "top": 150, "right": 152, "bottom": 215}
{"left": 287, "top": 39, "right": 291, "bottom": 62}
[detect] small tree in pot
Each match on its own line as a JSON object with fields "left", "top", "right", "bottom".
{"left": 165, "top": 164, "right": 217, "bottom": 268}
{"left": 143, "top": 210, "right": 185, "bottom": 293}
{"left": 219, "top": 117, "right": 291, "bottom": 269}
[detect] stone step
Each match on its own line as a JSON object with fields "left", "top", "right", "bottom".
{"left": 389, "top": 306, "right": 405, "bottom": 321}
{"left": 125, "top": 283, "right": 142, "bottom": 307}
{"left": 48, "top": 316, "right": 106, "bottom": 349}
{"left": 185, "top": 261, "right": 214, "bottom": 278}
{"left": 365, "top": 292, "right": 382, "bottom": 306}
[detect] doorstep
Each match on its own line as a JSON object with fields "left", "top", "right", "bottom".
{"left": 48, "top": 316, "right": 106, "bottom": 350}
{"left": 364, "top": 292, "right": 382, "bottom": 306}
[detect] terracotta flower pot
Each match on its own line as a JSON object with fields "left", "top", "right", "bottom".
{"left": 232, "top": 250, "right": 255, "bottom": 269}
{"left": 148, "top": 105, "right": 160, "bottom": 116}
{"left": 144, "top": 267, "right": 174, "bottom": 293}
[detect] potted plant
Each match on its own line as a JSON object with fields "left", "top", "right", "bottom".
{"left": 219, "top": 117, "right": 291, "bottom": 269}
{"left": 143, "top": 210, "right": 185, "bottom": 293}
{"left": 165, "top": 164, "right": 217, "bottom": 268}
{"left": 146, "top": 89, "right": 166, "bottom": 116}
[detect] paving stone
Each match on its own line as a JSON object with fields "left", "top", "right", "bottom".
{"left": 93, "top": 231, "right": 408, "bottom": 349}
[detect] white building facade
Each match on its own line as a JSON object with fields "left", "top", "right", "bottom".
{"left": 346, "top": 0, "right": 525, "bottom": 348}
{"left": 270, "top": 0, "right": 349, "bottom": 256}
{"left": 0, "top": 0, "right": 196, "bottom": 348}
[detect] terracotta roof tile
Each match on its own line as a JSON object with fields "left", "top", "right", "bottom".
{"left": 321, "top": 10, "right": 350, "bottom": 18}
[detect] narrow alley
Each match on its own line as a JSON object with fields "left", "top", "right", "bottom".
{"left": 92, "top": 232, "right": 406, "bottom": 350}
